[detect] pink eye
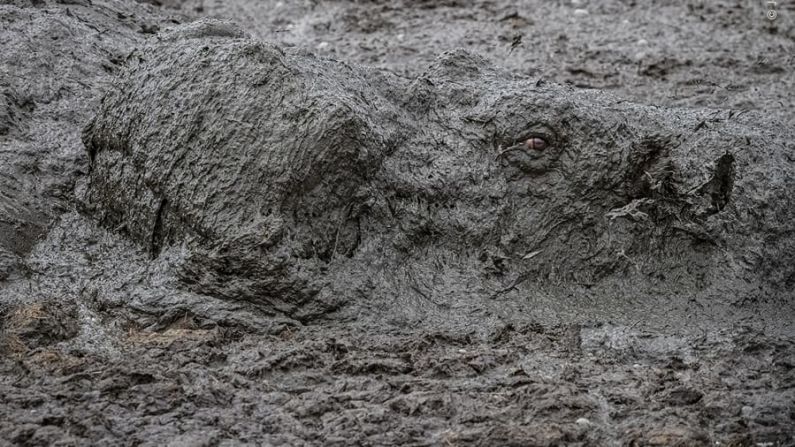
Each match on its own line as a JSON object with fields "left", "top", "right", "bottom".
{"left": 525, "top": 137, "right": 546, "bottom": 151}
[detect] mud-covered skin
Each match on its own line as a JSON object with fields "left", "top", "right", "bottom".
{"left": 82, "top": 24, "right": 794, "bottom": 322}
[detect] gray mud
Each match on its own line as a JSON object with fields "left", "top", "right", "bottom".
{"left": 1, "top": 0, "right": 794, "bottom": 445}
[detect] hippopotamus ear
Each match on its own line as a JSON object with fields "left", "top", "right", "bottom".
{"left": 406, "top": 49, "right": 509, "bottom": 111}
{"left": 423, "top": 49, "right": 501, "bottom": 82}
{"left": 160, "top": 18, "right": 251, "bottom": 42}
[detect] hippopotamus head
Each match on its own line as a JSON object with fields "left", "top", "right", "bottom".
{"left": 82, "top": 21, "right": 793, "bottom": 322}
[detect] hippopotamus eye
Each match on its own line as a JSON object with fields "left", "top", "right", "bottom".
{"left": 524, "top": 137, "right": 546, "bottom": 151}
{"left": 496, "top": 133, "right": 551, "bottom": 159}
{"left": 494, "top": 124, "right": 558, "bottom": 160}
{"left": 513, "top": 123, "right": 557, "bottom": 147}
{"left": 503, "top": 132, "right": 552, "bottom": 152}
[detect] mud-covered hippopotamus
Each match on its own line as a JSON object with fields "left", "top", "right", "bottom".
{"left": 81, "top": 21, "right": 794, "bottom": 321}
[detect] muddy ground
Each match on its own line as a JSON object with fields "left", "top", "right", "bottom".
{"left": 1, "top": 0, "right": 794, "bottom": 445}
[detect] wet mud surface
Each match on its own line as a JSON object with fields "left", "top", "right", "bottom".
{"left": 3, "top": 318, "right": 795, "bottom": 446}
{"left": 1, "top": 0, "right": 794, "bottom": 445}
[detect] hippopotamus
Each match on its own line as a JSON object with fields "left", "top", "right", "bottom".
{"left": 80, "top": 21, "right": 794, "bottom": 323}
